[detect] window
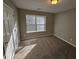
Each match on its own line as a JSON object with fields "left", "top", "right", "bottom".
{"left": 26, "top": 15, "right": 46, "bottom": 33}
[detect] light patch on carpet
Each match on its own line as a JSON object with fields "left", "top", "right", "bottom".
{"left": 14, "top": 44, "right": 37, "bottom": 59}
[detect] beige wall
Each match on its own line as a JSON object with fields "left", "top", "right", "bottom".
{"left": 54, "top": 9, "right": 76, "bottom": 47}
{"left": 18, "top": 9, "right": 54, "bottom": 40}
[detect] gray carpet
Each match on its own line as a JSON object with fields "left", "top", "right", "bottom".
{"left": 14, "top": 36, "right": 76, "bottom": 59}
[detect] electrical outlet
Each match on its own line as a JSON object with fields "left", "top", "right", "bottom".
{"left": 70, "top": 38, "right": 73, "bottom": 41}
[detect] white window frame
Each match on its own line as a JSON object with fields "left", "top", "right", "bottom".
{"left": 26, "top": 15, "right": 46, "bottom": 33}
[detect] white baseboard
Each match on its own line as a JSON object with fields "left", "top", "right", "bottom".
{"left": 54, "top": 34, "right": 76, "bottom": 47}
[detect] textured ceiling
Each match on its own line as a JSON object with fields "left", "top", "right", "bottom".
{"left": 11, "top": 0, "right": 76, "bottom": 13}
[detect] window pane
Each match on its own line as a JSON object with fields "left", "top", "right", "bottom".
{"left": 36, "top": 16, "right": 45, "bottom": 24}
{"left": 26, "top": 15, "right": 46, "bottom": 33}
{"left": 26, "top": 15, "right": 35, "bottom": 24}
{"left": 37, "top": 24, "right": 45, "bottom": 31}
{"left": 27, "top": 24, "right": 36, "bottom": 33}
{"left": 3, "top": 19, "right": 10, "bottom": 42}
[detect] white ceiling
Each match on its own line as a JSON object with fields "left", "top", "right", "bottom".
{"left": 11, "top": 0, "right": 76, "bottom": 13}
